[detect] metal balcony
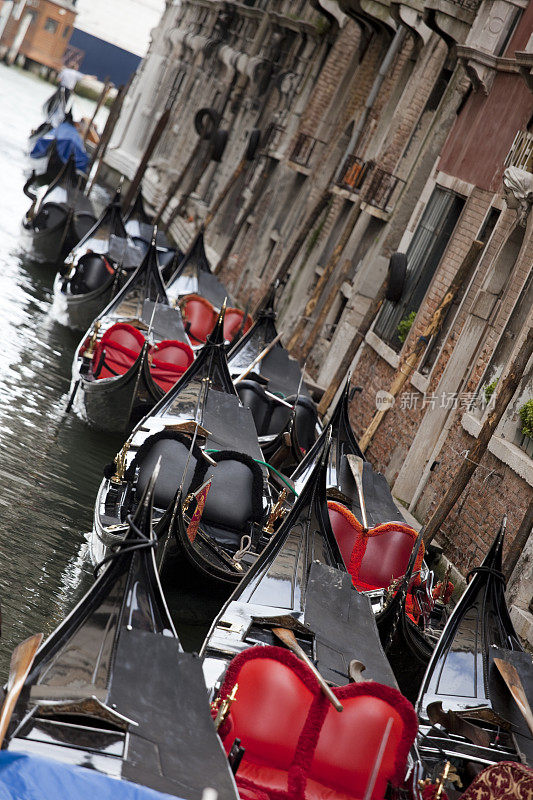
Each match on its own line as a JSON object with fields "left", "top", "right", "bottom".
{"left": 363, "top": 166, "right": 405, "bottom": 212}
{"left": 262, "top": 123, "right": 286, "bottom": 153}
{"left": 335, "top": 154, "right": 371, "bottom": 193}
{"left": 505, "top": 130, "right": 533, "bottom": 172}
{"left": 289, "top": 133, "right": 325, "bottom": 168}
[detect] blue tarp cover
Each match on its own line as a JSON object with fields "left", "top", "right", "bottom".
{"left": 30, "top": 122, "right": 89, "bottom": 172}
{"left": 0, "top": 751, "right": 181, "bottom": 800}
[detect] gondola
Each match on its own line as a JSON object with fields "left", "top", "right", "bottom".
{"left": 71, "top": 230, "right": 193, "bottom": 433}
{"left": 165, "top": 230, "right": 252, "bottom": 348}
{"left": 0, "top": 472, "right": 239, "bottom": 800}
{"left": 201, "top": 436, "right": 420, "bottom": 800}
{"left": 292, "top": 381, "right": 440, "bottom": 701}
{"left": 415, "top": 520, "right": 532, "bottom": 793}
{"left": 22, "top": 153, "right": 96, "bottom": 263}
{"left": 125, "top": 192, "right": 182, "bottom": 283}
{"left": 91, "top": 308, "right": 273, "bottom": 589}
{"left": 27, "top": 115, "right": 89, "bottom": 193}
{"left": 201, "top": 432, "right": 398, "bottom": 692}
{"left": 227, "top": 286, "right": 319, "bottom": 472}
{"left": 52, "top": 188, "right": 144, "bottom": 331}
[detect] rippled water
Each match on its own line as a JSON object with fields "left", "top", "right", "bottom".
{"left": 0, "top": 65, "right": 227, "bottom": 671}
{"left": 0, "top": 64, "right": 126, "bottom": 671}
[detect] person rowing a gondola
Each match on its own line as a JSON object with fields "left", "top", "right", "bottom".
{"left": 165, "top": 228, "right": 253, "bottom": 348}
{"left": 91, "top": 305, "right": 276, "bottom": 589}
{"left": 53, "top": 184, "right": 144, "bottom": 332}
{"left": 70, "top": 227, "right": 194, "bottom": 433}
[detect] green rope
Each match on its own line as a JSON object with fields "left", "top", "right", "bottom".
{"left": 204, "top": 450, "right": 298, "bottom": 496}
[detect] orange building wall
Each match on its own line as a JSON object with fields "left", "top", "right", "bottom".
{"left": 1, "top": 1, "right": 76, "bottom": 71}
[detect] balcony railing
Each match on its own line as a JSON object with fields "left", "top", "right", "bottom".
{"left": 289, "top": 133, "right": 325, "bottom": 168}
{"left": 262, "top": 123, "right": 286, "bottom": 153}
{"left": 505, "top": 130, "right": 533, "bottom": 172}
{"left": 335, "top": 155, "right": 372, "bottom": 193}
{"left": 363, "top": 167, "right": 406, "bottom": 213}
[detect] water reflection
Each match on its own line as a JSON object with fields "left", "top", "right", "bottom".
{"left": 0, "top": 64, "right": 120, "bottom": 672}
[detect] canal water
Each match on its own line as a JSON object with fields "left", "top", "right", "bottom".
{"left": 0, "top": 64, "right": 220, "bottom": 674}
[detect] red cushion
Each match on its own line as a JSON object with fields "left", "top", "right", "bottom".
{"left": 223, "top": 657, "right": 314, "bottom": 771}
{"left": 181, "top": 294, "right": 217, "bottom": 343}
{"left": 216, "top": 647, "right": 418, "bottom": 800}
{"left": 327, "top": 502, "right": 422, "bottom": 592}
{"left": 327, "top": 505, "right": 360, "bottom": 568}
{"left": 149, "top": 340, "right": 194, "bottom": 392}
{"left": 93, "top": 323, "right": 145, "bottom": 380}
{"left": 224, "top": 308, "right": 253, "bottom": 343}
{"left": 310, "top": 694, "right": 406, "bottom": 799}
{"left": 356, "top": 528, "right": 416, "bottom": 591}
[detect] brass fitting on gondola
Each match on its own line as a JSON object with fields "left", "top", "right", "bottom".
{"left": 264, "top": 489, "right": 288, "bottom": 535}
{"left": 110, "top": 436, "right": 132, "bottom": 484}
{"left": 211, "top": 683, "right": 238, "bottom": 731}
{"left": 418, "top": 761, "right": 460, "bottom": 798}
{"left": 84, "top": 320, "right": 101, "bottom": 360}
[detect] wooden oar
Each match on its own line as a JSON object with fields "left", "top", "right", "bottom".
{"left": 271, "top": 627, "right": 343, "bottom": 712}
{"left": 234, "top": 332, "right": 283, "bottom": 384}
{"left": 0, "top": 633, "right": 43, "bottom": 747}
{"left": 494, "top": 657, "right": 533, "bottom": 736}
{"left": 346, "top": 454, "right": 368, "bottom": 530}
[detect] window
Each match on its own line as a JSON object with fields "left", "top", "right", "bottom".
{"left": 418, "top": 206, "right": 501, "bottom": 374}
{"left": 44, "top": 17, "right": 59, "bottom": 33}
{"left": 374, "top": 187, "right": 465, "bottom": 350}
{"left": 62, "top": 25, "right": 70, "bottom": 38}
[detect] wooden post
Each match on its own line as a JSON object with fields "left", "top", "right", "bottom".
{"left": 358, "top": 240, "right": 484, "bottom": 453}
{"left": 85, "top": 80, "right": 129, "bottom": 197}
{"left": 300, "top": 258, "right": 352, "bottom": 360}
{"left": 122, "top": 107, "right": 171, "bottom": 212}
{"left": 317, "top": 279, "right": 388, "bottom": 416}
{"left": 422, "top": 327, "right": 533, "bottom": 546}
{"left": 161, "top": 148, "right": 211, "bottom": 233}
{"left": 214, "top": 157, "right": 276, "bottom": 274}
{"left": 204, "top": 157, "right": 247, "bottom": 229}
{"left": 288, "top": 200, "right": 362, "bottom": 354}
{"left": 82, "top": 78, "right": 110, "bottom": 145}
{"left": 271, "top": 191, "right": 330, "bottom": 286}
{"left": 154, "top": 138, "right": 203, "bottom": 225}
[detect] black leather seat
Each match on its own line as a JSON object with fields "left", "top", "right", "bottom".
{"left": 133, "top": 434, "right": 199, "bottom": 509}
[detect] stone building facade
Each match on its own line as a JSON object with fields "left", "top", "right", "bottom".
{"left": 0, "top": 0, "right": 77, "bottom": 72}
{"left": 103, "top": 0, "right": 532, "bottom": 638}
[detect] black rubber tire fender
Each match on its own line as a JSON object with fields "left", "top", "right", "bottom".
{"left": 385, "top": 252, "right": 407, "bottom": 303}
{"left": 194, "top": 107, "right": 220, "bottom": 140}
{"left": 211, "top": 128, "right": 228, "bottom": 162}
{"left": 245, "top": 128, "right": 261, "bottom": 161}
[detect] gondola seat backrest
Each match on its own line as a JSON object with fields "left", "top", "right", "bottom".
{"left": 33, "top": 202, "right": 68, "bottom": 232}
{"left": 217, "top": 646, "right": 417, "bottom": 800}
{"left": 180, "top": 294, "right": 217, "bottom": 344}
{"left": 148, "top": 340, "right": 194, "bottom": 393}
{"left": 223, "top": 308, "right": 253, "bottom": 344}
{"left": 327, "top": 501, "right": 423, "bottom": 592}
{"left": 236, "top": 380, "right": 272, "bottom": 436}
{"left": 132, "top": 431, "right": 200, "bottom": 508}
{"left": 92, "top": 323, "right": 145, "bottom": 380}
{"left": 199, "top": 452, "right": 265, "bottom": 537}
{"left": 292, "top": 394, "right": 318, "bottom": 454}
{"left": 70, "top": 252, "right": 114, "bottom": 295}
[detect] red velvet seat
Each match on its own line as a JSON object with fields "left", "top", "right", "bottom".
{"left": 92, "top": 323, "right": 145, "bottom": 380}
{"left": 149, "top": 340, "right": 194, "bottom": 392}
{"left": 180, "top": 294, "right": 217, "bottom": 344}
{"left": 224, "top": 308, "right": 253, "bottom": 343}
{"left": 216, "top": 646, "right": 417, "bottom": 800}
{"left": 327, "top": 501, "right": 423, "bottom": 593}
